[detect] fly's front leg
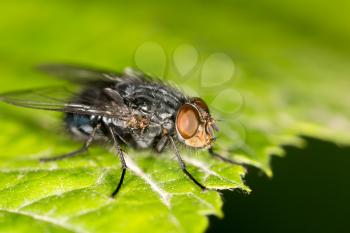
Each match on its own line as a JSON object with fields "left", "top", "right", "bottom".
{"left": 155, "top": 136, "right": 168, "bottom": 153}
{"left": 40, "top": 123, "right": 101, "bottom": 162}
{"left": 208, "top": 148, "right": 244, "bottom": 166}
{"left": 106, "top": 125, "right": 127, "bottom": 198}
{"left": 168, "top": 136, "right": 207, "bottom": 191}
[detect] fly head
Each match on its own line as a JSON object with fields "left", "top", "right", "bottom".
{"left": 175, "top": 97, "right": 219, "bottom": 149}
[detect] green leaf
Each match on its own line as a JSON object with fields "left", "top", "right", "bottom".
{"left": 0, "top": 1, "right": 350, "bottom": 233}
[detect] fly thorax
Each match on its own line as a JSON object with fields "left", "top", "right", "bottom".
{"left": 162, "top": 120, "right": 174, "bottom": 132}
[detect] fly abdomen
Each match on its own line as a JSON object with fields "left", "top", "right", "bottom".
{"left": 66, "top": 113, "right": 101, "bottom": 138}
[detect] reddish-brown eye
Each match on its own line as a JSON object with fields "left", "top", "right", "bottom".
{"left": 176, "top": 104, "right": 200, "bottom": 139}
{"left": 191, "top": 97, "right": 209, "bottom": 113}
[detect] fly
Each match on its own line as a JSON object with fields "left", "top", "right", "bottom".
{"left": 0, "top": 63, "right": 241, "bottom": 197}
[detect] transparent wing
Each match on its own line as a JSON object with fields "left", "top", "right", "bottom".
{"left": 37, "top": 63, "right": 123, "bottom": 83}
{"left": 0, "top": 86, "right": 130, "bottom": 117}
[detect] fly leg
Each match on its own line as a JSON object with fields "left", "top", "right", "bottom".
{"left": 155, "top": 136, "right": 168, "bottom": 153}
{"left": 40, "top": 123, "right": 101, "bottom": 162}
{"left": 208, "top": 148, "right": 244, "bottom": 166}
{"left": 106, "top": 125, "right": 127, "bottom": 198}
{"left": 168, "top": 136, "right": 207, "bottom": 191}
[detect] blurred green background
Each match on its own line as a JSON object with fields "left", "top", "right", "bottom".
{"left": 0, "top": 0, "right": 350, "bottom": 232}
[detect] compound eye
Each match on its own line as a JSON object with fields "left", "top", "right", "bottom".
{"left": 191, "top": 97, "right": 209, "bottom": 113}
{"left": 176, "top": 104, "right": 200, "bottom": 139}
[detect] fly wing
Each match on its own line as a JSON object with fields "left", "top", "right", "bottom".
{"left": 0, "top": 86, "right": 130, "bottom": 118}
{"left": 37, "top": 63, "right": 123, "bottom": 83}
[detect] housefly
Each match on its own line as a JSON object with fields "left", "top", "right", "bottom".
{"left": 0, "top": 64, "right": 239, "bottom": 197}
